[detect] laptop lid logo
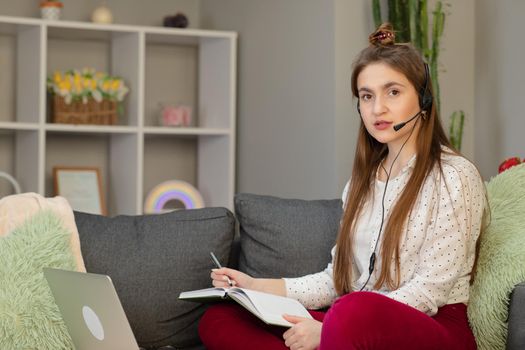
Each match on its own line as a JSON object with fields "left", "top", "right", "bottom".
{"left": 82, "top": 305, "right": 105, "bottom": 341}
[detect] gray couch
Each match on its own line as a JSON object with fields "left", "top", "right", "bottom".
{"left": 507, "top": 283, "right": 525, "bottom": 350}
{"left": 74, "top": 193, "right": 341, "bottom": 349}
{"left": 73, "top": 193, "right": 524, "bottom": 350}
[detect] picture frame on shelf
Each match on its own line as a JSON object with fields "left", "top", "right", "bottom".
{"left": 53, "top": 166, "right": 106, "bottom": 215}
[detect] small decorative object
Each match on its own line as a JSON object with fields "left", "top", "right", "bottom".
{"left": 53, "top": 167, "right": 107, "bottom": 215}
{"left": 0, "top": 171, "right": 22, "bottom": 195}
{"left": 40, "top": 1, "right": 63, "bottom": 21}
{"left": 144, "top": 180, "right": 204, "bottom": 213}
{"left": 159, "top": 104, "right": 192, "bottom": 127}
{"left": 163, "top": 12, "right": 189, "bottom": 28}
{"left": 47, "top": 68, "right": 129, "bottom": 125}
{"left": 91, "top": 2, "right": 113, "bottom": 24}
{"left": 498, "top": 157, "right": 522, "bottom": 174}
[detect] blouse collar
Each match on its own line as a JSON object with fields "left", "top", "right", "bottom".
{"left": 376, "top": 153, "right": 417, "bottom": 184}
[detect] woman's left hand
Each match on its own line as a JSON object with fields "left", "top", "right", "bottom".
{"left": 282, "top": 314, "right": 322, "bottom": 350}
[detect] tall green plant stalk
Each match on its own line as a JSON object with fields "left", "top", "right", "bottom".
{"left": 372, "top": 1, "right": 381, "bottom": 27}
{"left": 372, "top": 0, "right": 465, "bottom": 150}
{"left": 372, "top": 0, "right": 443, "bottom": 114}
{"left": 430, "top": 1, "right": 445, "bottom": 115}
{"left": 449, "top": 111, "right": 464, "bottom": 151}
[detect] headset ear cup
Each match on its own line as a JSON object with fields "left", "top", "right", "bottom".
{"left": 419, "top": 62, "right": 433, "bottom": 112}
{"left": 421, "top": 93, "right": 432, "bottom": 112}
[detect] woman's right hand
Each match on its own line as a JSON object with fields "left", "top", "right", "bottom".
{"left": 211, "top": 268, "right": 287, "bottom": 296}
{"left": 211, "top": 267, "right": 254, "bottom": 289}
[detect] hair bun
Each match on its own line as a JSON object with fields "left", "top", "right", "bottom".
{"left": 369, "top": 23, "right": 395, "bottom": 46}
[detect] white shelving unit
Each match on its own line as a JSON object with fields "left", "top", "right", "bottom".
{"left": 0, "top": 15, "right": 236, "bottom": 215}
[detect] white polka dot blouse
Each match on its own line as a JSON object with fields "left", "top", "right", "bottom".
{"left": 284, "top": 148, "right": 486, "bottom": 316}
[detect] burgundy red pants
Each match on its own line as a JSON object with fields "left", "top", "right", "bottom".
{"left": 198, "top": 291, "right": 477, "bottom": 350}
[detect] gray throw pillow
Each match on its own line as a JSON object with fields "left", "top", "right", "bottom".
{"left": 74, "top": 208, "right": 235, "bottom": 349}
{"left": 235, "top": 193, "right": 342, "bottom": 279}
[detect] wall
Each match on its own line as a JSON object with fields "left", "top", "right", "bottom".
{"left": 333, "top": 0, "right": 370, "bottom": 192}
{"left": 2, "top": 0, "right": 513, "bottom": 198}
{"left": 201, "top": 0, "right": 477, "bottom": 199}
{"left": 474, "top": 0, "right": 525, "bottom": 179}
{"left": 438, "top": 0, "right": 476, "bottom": 162}
{"left": 201, "top": 0, "right": 342, "bottom": 199}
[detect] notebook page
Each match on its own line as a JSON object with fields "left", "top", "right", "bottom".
{"left": 237, "top": 289, "right": 312, "bottom": 327}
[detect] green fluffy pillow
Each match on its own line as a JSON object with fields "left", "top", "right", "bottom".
{"left": 0, "top": 211, "right": 77, "bottom": 349}
{"left": 468, "top": 164, "right": 525, "bottom": 350}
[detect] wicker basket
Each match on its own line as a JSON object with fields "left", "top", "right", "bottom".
{"left": 52, "top": 95, "right": 118, "bottom": 125}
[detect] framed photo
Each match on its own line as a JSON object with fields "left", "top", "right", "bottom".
{"left": 53, "top": 166, "right": 107, "bottom": 215}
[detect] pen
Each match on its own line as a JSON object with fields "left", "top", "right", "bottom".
{"left": 210, "top": 252, "right": 233, "bottom": 287}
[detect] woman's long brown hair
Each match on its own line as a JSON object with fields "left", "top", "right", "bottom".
{"left": 333, "top": 24, "right": 454, "bottom": 295}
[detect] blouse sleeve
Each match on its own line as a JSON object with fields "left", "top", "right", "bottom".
{"left": 283, "top": 247, "right": 337, "bottom": 309}
{"left": 385, "top": 162, "right": 485, "bottom": 315}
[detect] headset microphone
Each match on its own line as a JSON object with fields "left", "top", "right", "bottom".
{"left": 392, "top": 110, "right": 424, "bottom": 132}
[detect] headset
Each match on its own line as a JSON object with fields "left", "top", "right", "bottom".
{"left": 356, "top": 61, "right": 432, "bottom": 291}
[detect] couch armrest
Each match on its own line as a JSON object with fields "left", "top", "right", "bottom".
{"left": 507, "top": 282, "right": 525, "bottom": 350}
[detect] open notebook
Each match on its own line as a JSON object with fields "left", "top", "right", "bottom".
{"left": 179, "top": 287, "right": 312, "bottom": 327}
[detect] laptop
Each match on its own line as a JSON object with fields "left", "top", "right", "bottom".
{"left": 43, "top": 268, "right": 140, "bottom": 350}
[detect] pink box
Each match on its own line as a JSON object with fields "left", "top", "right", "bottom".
{"left": 160, "top": 105, "right": 192, "bottom": 127}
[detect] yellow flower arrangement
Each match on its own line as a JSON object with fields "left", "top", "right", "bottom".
{"left": 47, "top": 68, "right": 129, "bottom": 105}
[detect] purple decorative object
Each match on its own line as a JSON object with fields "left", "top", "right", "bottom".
{"left": 157, "top": 192, "right": 193, "bottom": 210}
{"left": 143, "top": 180, "right": 204, "bottom": 213}
{"left": 163, "top": 13, "right": 189, "bottom": 28}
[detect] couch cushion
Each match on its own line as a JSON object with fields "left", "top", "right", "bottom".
{"left": 235, "top": 193, "right": 342, "bottom": 279}
{"left": 507, "top": 282, "right": 525, "bottom": 350}
{"left": 0, "top": 193, "right": 85, "bottom": 271}
{"left": 0, "top": 210, "right": 78, "bottom": 349}
{"left": 74, "top": 207, "right": 235, "bottom": 349}
{"left": 468, "top": 164, "right": 525, "bottom": 350}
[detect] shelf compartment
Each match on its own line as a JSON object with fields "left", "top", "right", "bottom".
{"left": 0, "top": 129, "right": 41, "bottom": 196}
{"left": 143, "top": 33, "right": 236, "bottom": 130}
{"left": 142, "top": 135, "right": 197, "bottom": 212}
{"left": 144, "top": 35, "right": 198, "bottom": 128}
{"left": 141, "top": 133, "right": 235, "bottom": 211}
{"left": 45, "top": 133, "right": 140, "bottom": 216}
{"left": 0, "top": 132, "right": 16, "bottom": 196}
{"left": 0, "top": 21, "right": 42, "bottom": 124}
{"left": 46, "top": 28, "right": 141, "bottom": 127}
{"left": 0, "top": 30, "right": 16, "bottom": 123}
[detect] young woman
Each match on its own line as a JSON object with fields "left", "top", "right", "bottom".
{"left": 198, "top": 23, "right": 485, "bottom": 350}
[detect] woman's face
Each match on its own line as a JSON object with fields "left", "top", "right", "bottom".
{"left": 357, "top": 62, "right": 421, "bottom": 147}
